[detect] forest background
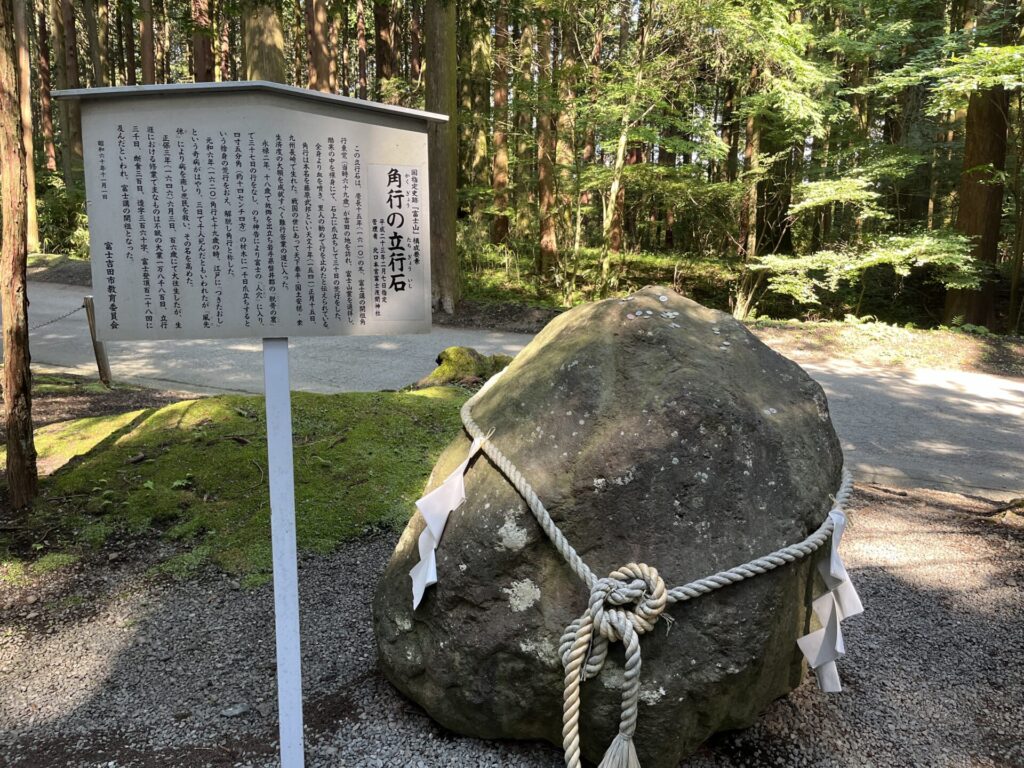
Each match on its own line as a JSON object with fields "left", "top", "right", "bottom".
{"left": 6, "top": 0, "right": 1024, "bottom": 331}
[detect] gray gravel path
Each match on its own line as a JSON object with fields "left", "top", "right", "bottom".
{"left": 2, "top": 485, "right": 1021, "bottom": 767}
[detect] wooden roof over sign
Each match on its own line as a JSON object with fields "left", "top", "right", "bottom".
{"left": 53, "top": 80, "right": 449, "bottom": 126}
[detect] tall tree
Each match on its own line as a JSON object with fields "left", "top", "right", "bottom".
{"left": 409, "top": 0, "right": 422, "bottom": 81}
{"left": 536, "top": 13, "right": 557, "bottom": 275}
{"left": 35, "top": 0, "right": 57, "bottom": 170}
{"left": 425, "top": 0, "right": 459, "bottom": 312}
{"left": 340, "top": 1, "right": 351, "bottom": 95}
{"left": 140, "top": 0, "right": 155, "bottom": 83}
{"left": 373, "top": 0, "right": 396, "bottom": 100}
{"left": 0, "top": 0, "right": 39, "bottom": 510}
{"left": 513, "top": 21, "right": 534, "bottom": 237}
{"left": 490, "top": 0, "right": 510, "bottom": 244}
{"left": 121, "top": 0, "right": 136, "bottom": 84}
{"left": 13, "top": 0, "right": 39, "bottom": 251}
{"left": 83, "top": 0, "right": 110, "bottom": 86}
{"left": 945, "top": 84, "right": 1009, "bottom": 324}
{"left": 944, "top": 0, "right": 1014, "bottom": 325}
{"left": 192, "top": 0, "right": 215, "bottom": 82}
{"left": 356, "top": 0, "right": 367, "bottom": 98}
{"left": 306, "top": 0, "right": 331, "bottom": 90}
{"left": 243, "top": 0, "right": 287, "bottom": 82}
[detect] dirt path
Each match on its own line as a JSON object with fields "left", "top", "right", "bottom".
{"left": 1, "top": 485, "right": 1021, "bottom": 767}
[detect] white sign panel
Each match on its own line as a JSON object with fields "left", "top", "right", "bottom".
{"left": 78, "top": 86, "right": 433, "bottom": 341}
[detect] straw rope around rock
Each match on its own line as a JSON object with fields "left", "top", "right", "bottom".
{"left": 457, "top": 370, "right": 854, "bottom": 768}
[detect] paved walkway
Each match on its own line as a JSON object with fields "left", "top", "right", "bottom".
{"left": 15, "top": 280, "right": 1024, "bottom": 500}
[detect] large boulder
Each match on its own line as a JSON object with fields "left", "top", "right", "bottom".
{"left": 372, "top": 286, "right": 843, "bottom": 767}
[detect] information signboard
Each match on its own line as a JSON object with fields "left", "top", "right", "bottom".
{"left": 67, "top": 81, "right": 437, "bottom": 341}
{"left": 56, "top": 82, "right": 447, "bottom": 768}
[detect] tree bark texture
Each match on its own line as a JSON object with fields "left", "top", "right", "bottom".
{"left": 192, "top": 0, "right": 214, "bottom": 81}
{"left": 121, "top": 0, "right": 136, "bottom": 84}
{"left": 243, "top": 3, "right": 287, "bottom": 83}
{"left": 0, "top": 0, "right": 39, "bottom": 510}
{"left": 305, "top": 0, "right": 330, "bottom": 90}
{"left": 945, "top": 85, "right": 1009, "bottom": 325}
{"left": 140, "top": 0, "right": 155, "bottom": 83}
{"left": 356, "top": 0, "right": 367, "bottom": 98}
{"left": 373, "top": 0, "right": 395, "bottom": 100}
{"left": 536, "top": 14, "right": 557, "bottom": 275}
{"left": 513, "top": 21, "right": 533, "bottom": 237}
{"left": 490, "top": 0, "right": 509, "bottom": 244}
{"left": 82, "top": 0, "right": 110, "bottom": 86}
{"left": 35, "top": 2, "right": 57, "bottom": 170}
{"left": 13, "top": 0, "right": 39, "bottom": 251}
{"left": 425, "top": 0, "right": 459, "bottom": 313}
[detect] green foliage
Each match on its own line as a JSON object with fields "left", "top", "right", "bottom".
{"left": 757, "top": 230, "right": 978, "bottom": 305}
{"left": 35, "top": 172, "right": 89, "bottom": 259}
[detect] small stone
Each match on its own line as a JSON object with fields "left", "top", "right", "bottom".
{"left": 255, "top": 702, "right": 275, "bottom": 718}
{"left": 220, "top": 703, "right": 251, "bottom": 718}
{"left": 1007, "top": 578, "right": 1018, "bottom": 587}
{"left": 173, "top": 711, "right": 191, "bottom": 721}
{"left": 25, "top": 611, "right": 39, "bottom": 620}
{"left": 25, "top": 595, "right": 38, "bottom": 606}
{"left": 107, "top": 552, "right": 120, "bottom": 562}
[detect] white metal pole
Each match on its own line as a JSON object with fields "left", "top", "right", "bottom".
{"left": 262, "top": 336, "right": 305, "bottom": 767}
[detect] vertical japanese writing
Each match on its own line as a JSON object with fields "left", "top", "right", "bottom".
{"left": 327, "top": 137, "right": 342, "bottom": 321}
{"left": 162, "top": 132, "right": 182, "bottom": 329}
{"left": 289, "top": 135, "right": 303, "bottom": 322}
{"left": 303, "top": 142, "right": 315, "bottom": 326}
{"left": 275, "top": 134, "right": 289, "bottom": 297}
{"left": 316, "top": 142, "right": 329, "bottom": 328}
{"left": 234, "top": 132, "right": 250, "bottom": 326}
{"left": 134, "top": 125, "right": 152, "bottom": 329}
{"left": 340, "top": 138, "right": 353, "bottom": 324}
{"left": 89, "top": 109, "right": 429, "bottom": 340}
{"left": 97, "top": 139, "right": 109, "bottom": 200}
{"left": 248, "top": 133, "right": 264, "bottom": 325}
{"left": 192, "top": 129, "right": 210, "bottom": 328}
{"left": 354, "top": 144, "right": 366, "bottom": 325}
{"left": 219, "top": 132, "right": 234, "bottom": 280}
{"left": 176, "top": 129, "right": 193, "bottom": 289}
{"left": 262, "top": 138, "right": 277, "bottom": 325}
{"left": 207, "top": 135, "right": 223, "bottom": 327}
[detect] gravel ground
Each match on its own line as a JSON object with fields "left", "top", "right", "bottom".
{"left": 1, "top": 484, "right": 1021, "bottom": 768}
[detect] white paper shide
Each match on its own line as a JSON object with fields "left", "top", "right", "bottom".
{"left": 409, "top": 438, "right": 484, "bottom": 609}
{"left": 797, "top": 506, "right": 864, "bottom": 692}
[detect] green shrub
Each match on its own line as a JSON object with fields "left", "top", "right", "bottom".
{"left": 36, "top": 172, "right": 89, "bottom": 259}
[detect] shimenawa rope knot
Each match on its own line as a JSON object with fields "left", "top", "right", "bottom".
{"left": 559, "top": 563, "right": 667, "bottom": 768}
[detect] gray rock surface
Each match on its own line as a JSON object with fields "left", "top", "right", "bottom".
{"left": 372, "top": 287, "right": 845, "bottom": 767}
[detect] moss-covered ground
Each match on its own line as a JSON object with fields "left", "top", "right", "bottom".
{"left": 2, "top": 386, "right": 468, "bottom": 587}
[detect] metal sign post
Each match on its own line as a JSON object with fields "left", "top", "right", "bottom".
{"left": 262, "top": 337, "right": 304, "bottom": 764}
{"left": 56, "top": 81, "right": 447, "bottom": 766}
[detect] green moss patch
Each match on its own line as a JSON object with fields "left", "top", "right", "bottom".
{"left": 3, "top": 410, "right": 148, "bottom": 476}
{"left": 35, "top": 386, "right": 467, "bottom": 584}
{"left": 414, "top": 346, "right": 513, "bottom": 388}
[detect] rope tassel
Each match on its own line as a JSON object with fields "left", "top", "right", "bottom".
{"left": 598, "top": 734, "right": 641, "bottom": 768}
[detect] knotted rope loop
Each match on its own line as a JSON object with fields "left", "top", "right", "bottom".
{"left": 559, "top": 563, "right": 666, "bottom": 768}
{"left": 590, "top": 562, "right": 667, "bottom": 641}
